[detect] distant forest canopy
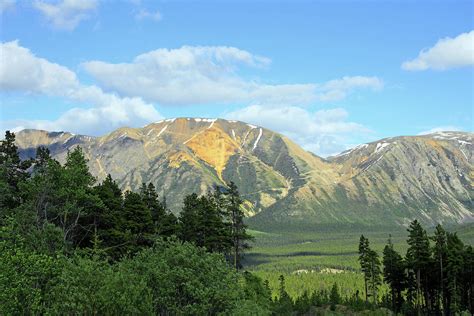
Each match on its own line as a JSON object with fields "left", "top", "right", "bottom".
{"left": 1, "top": 130, "right": 473, "bottom": 315}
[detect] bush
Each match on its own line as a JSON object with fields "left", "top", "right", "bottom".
{"left": 119, "top": 239, "right": 242, "bottom": 315}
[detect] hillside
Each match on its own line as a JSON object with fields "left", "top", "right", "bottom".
{"left": 14, "top": 119, "right": 474, "bottom": 226}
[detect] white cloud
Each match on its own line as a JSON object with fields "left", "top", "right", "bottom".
{"left": 402, "top": 30, "right": 474, "bottom": 71}
{"left": 135, "top": 9, "right": 162, "bottom": 22}
{"left": 82, "top": 46, "right": 382, "bottom": 105}
{"left": 225, "top": 105, "right": 371, "bottom": 157}
{"left": 0, "top": 40, "right": 78, "bottom": 93}
{"left": 316, "top": 76, "right": 383, "bottom": 101}
{"left": 33, "top": 0, "right": 98, "bottom": 30}
{"left": 418, "top": 126, "right": 462, "bottom": 135}
{"left": 0, "top": 41, "right": 162, "bottom": 135}
{"left": 0, "top": 0, "right": 15, "bottom": 13}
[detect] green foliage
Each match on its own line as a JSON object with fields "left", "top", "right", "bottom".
{"left": 46, "top": 254, "right": 153, "bottom": 315}
{"left": 0, "top": 223, "right": 63, "bottom": 314}
{"left": 225, "top": 181, "right": 254, "bottom": 269}
{"left": 382, "top": 236, "right": 405, "bottom": 312}
{"left": 330, "top": 282, "right": 341, "bottom": 311}
{"left": 119, "top": 239, "right": 242, "bottom": 315}
{"left": 2, "top": 131, "right": 473, "bottom": 315}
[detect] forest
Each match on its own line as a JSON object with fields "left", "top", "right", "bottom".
{"left": 1, "top": 130, "right": 473, "bottom": 315}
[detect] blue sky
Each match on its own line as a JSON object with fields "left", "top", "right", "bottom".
{"left": 0, "top": 0, "right": 473, "bottom": 156}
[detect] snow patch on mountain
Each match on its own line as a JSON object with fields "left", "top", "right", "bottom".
{"left": 253, "top": 128, "right": 263, "bottom": 150}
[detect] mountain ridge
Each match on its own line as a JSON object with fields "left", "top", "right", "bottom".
{"left": 14, "top": 118, "right": 474, "bottom": 227}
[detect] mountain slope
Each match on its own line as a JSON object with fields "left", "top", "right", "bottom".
{"left": 251, "top": 131, "right": 473, "bottom": 227}
{"left": 15, "top": 120, "right": 474, "bottom": 226}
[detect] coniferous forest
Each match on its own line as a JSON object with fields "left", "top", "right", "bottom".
{"left": 1, "top": 130, "right": 473, "bottom": 315}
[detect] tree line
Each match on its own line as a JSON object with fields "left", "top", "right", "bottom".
{"left": 1, "top": 130, "right": 473, "bottom": 315}
{"left": 359, "top": 220, "right": 473, "bottom": 315}
{"left": 0, "top": 131, "right": 252, "bottom": 268}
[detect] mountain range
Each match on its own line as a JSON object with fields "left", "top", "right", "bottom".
{"left": 14, "top": 118, "right": 473, "bottom": 227}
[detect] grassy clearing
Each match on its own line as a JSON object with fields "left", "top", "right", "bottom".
{"left": 245, "top": 222, "right": 473, "bottom": 299}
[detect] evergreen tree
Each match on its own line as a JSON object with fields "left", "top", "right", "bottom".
{"left": 94, "top": 174, "right": 124, "bottom": 257}
{"left": 121, "top": 191, "right": 154, "bottom": 253}
{"left": 445, "top": 232, "right": 464, "bottom": 314}
{"left": 178, "top": 192, "right": 231, "bottom": 253}
{"left": 358, "top": 235, "right": 370, "bottom": 303}
{"left": 367, "top": 248, "right": 382, "bottom": 304}
{"left": 383, "top": 236, "right": 406, "bottom": 312}
{"left": 329, "top": 282, "right": 341, "bottom": 311}
{"left": 179, "top": 193, "right": 201, "bottom": 244}
{"left": 461, "top": 245, "right": 474, "bottom": 314}
{"left": 406, "top": 219, "right": 432, "bottom": 315}
{"left": 60, "top": 147, "right": 102, "bottom": 248}
{"left": 0, "top": 131, "right": 31, "bottom": 210}
{"left": 274, "top": 275, "right": 293, "bottom": 315}
{"left": 139, "top": 182, "right": 167, "bottom": 234}
{"left": 359, "top": 235, "right": 381, "bottom": 305}
{"left": 431, "top": 224, "right": 448, "bottom": 313}
{"left": 225, "top": 181, "right": 253, "bottom": 269}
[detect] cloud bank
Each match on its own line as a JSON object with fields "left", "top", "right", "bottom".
{"left": 82, "top": 46, "right": 383, "bottom": 106}
{"left": 1, "top": 41, "right": 381, "bottom": 156}
{"left": 402, "top": 30, "right": 474, "bottom": 71}
{"left": 0, "top": 41, "right": 162, "bottom": 135}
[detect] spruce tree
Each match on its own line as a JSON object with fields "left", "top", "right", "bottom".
{"left": 358, "top": 235, "right": 370, "bottom": 303}
{"left": 139, "top": 182, "right": 166, "bottom": 234}
{"left": 330, "top": 282, "right": 341, "bottom": 311}
{"left": 225, "top": 181, "right": 253, "bottom": 269}
{"left": 121, "top": 191, "right": 154, "bottom": 254}
{"left": 94, "top": 174, "right": 123, "bottom": 256}
{"left": 0, "top": 131, "right": 31, "bottom": 210}
{"left": 367, "top": 248, "right": 382, "bottom": 305}
{"left": 275, "top": 275, "right": 293, "bottom": 315}
{"left": 445, "top": 232, "right": 464, "bottom": 314}
{"left": 406, "top": 220, "right": 432, "bottom": 315}
{"left": 383, "top": 236, "right": 406, "bottom": 312}
{"left": 179, "top": 193, "right": 201, "bottom": 245}
{"left": 431, "top": 224, "right": 447, "bottom": 313}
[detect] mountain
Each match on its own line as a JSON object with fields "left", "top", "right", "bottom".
{"left": 14, "top": 119, "right": 474, "bottom": 227}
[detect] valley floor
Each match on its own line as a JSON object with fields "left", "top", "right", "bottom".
{"left": 245, "top": 223, "right": 474, "bottom": 299}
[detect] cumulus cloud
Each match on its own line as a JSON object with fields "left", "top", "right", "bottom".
{"left": 0, "top": 41, "right": 162, "bottom": 135}
{"left": 225, "top": 105, "right": 371, "bottom": 157}
{"left": 135, "top": 9, "right": 162, "bottom": 21}
{"left": 402, "top": 30, "right": 474, "bottom": 71}
{"left": 33, "top": 0, "right": 98, "bottom": 30}
{"left": 82, "top": 46, "right": 382, "bottom": 105}
{"left": 418, "top": 126, "right": 462, "bottom": 135}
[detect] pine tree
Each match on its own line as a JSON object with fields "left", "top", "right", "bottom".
{"left": 225, "top": 181, "right": 253, "bottom": 269}
{"left": 178, "top": 191, "right": 231, "bottom": 253}
{"left": 358, "top": 235, "right": 370, "bottom": 303}
{"left": 461, "top": 245, "right": 474, "bottom": 314}
{"left": 445, "top": 232, "right": 464, "bottom": 314}
{"left": 431, "top": 224, "right": 447, "bottom": 313}
{"left": 383, "top": 236, "right": 406, "bottom": 312}
{"left": 359, "top": 235, "right": 381, "bottom": 305}
{"left": 94, "top": 174, "right": 123, "bottom": 256}
{"left": 139, "top": 182, "right": 166, "bottom": 234}
{"left": 330, "top": 282, "right": 341, "bottom": 311}
{"left": 179, "top": 193, "right": 201, "bottom": 245}
{"left": 406, "top": 220, "right": 432, "bottom": 315}
{"left": 61, "top": 147, "right": 102, "bottom": 247}
{"left": 0, "top": 131, "right": 31, "bottom": 210}
{"left": 367, "top": 248, "right": 382, "bottom": 305}
{"left": 275, "top": 275, "right": 293, "bottom": 315}
{"left": 121, "top": 191, "right": 154, "bottom": 254}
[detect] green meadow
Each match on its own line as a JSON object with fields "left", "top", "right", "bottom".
{"left": 245, "top": 223, "right": 474, "bottom": 300}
